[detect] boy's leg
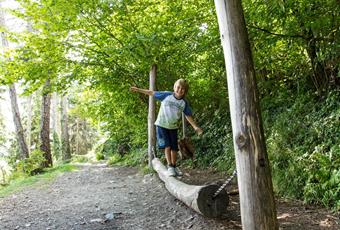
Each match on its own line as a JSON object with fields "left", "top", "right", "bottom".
{"left": 170, "top": 150, "right": 177, "bottom": 166}
{"left": 171, "top": 150, "right": 183, "bottom": 176}
{"left": 166, "top": 147, "right": 176, "bottom": 176}
{"left": 169, "top": 129, "right": 182, "bottom": 176}
{"left": 168, "top": 129, "right": 178, "bottom": 166}
{"left": 165, "top": 147, "right": 172, "bottom": 166}
{"left": 156, "top": 126, "right": 176, "bottom": 176}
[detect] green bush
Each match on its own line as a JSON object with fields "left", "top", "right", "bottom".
{"left": 71, "top": 155, "right": 90, "bottom": 163}
{"left": 265, "top": 90, "right": 340, "bottom": 210}
{"left": 95, "top": 152, "right": 105, "bottom": 160}
{"left": 13, "top": 150, "right": 45, "bottom": 177}
{"left": 303, "top": 145, "right": 340, "bottom": 210}
{"left": 107, "top": 148, "right": 148, "bottom": 167}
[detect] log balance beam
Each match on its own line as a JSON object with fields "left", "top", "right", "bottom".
{"left": 152, "top": 158, "right": 229, "bottom": 218}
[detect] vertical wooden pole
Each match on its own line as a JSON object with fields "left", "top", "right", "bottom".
{"left": 148, "top": 64, "right": 157, "bottom": 168}
{"left": 214, "top": 0, "right": 278, "bottom": 229}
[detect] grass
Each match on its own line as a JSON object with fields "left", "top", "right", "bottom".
{"left": 0, "top": 164, "right": 77, "bottom": 198}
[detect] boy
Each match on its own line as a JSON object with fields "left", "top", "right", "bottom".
{"left": 130, "top": 79, "right": 203, "bottom": 176}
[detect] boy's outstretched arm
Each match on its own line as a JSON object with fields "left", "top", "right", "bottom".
{"left": 130, "top": 86, "right": 155, "bottom": 96}
{"left": 185, "top": 115, "right": 203, "bottom": 135}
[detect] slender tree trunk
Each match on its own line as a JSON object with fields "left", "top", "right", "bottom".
{"left": 290, "top": 7, "right": 329, "bottom": 94}
{"left": 76, "top": 118, "right": 80, "bottom": 154}
{"left": 305, "top": 30, "right": 329, "bottom": 93}
{"left": 148, "top": 64, "right": 157, "bottom": 168}
{"left": 61, "top": 95, "right": 71, "bottom": 160}
{"left": 27, "top": 94, "right": 32, "bottom": 154}
{"left": 51, "top": 92, "right": 61, "bottom": 159}
{"left": 26, "top": 22, "right": 33, "bottom": 155}
{"left": 8, "top": 85, "right": 29, "bottom": 159}
{"left": 40, "top": 79, "right": 52, "bottom": 167}
{"left": 1, "top": 8, "right": 29, "bottom": 159}
{"left": 54, "top": 93, "right": 61, "bottom": 137}
{"left": 0, "top": 21, "right": 29, "bottom": 159}
{"left": 51, "top": 92, "right": 57, "bottom": 133}
{"left": 214, "top": 0, "right": 278, "bottom": 229}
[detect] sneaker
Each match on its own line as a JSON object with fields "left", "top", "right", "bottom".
{"left": 174, "top": 167, "right": 183, "bottom": 176}
{"left": 167, "top": 166, "right": 176, "bottom": 177}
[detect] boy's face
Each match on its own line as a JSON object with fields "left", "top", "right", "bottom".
{"left": 174, "top": 83, "right": 186, "bottom": 99}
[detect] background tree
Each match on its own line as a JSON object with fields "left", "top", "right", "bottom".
{"left": 60, "top": 95, "right": 71, "bottom": 161}
{"left": 51, "top": 92, "right": 61, "bottom": 160}
{"left": 39, "top": 79, "right": 52, "bottom": 167}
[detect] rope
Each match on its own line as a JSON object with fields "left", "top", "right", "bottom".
{"left": 212, "top": 169, "right": 237, "bottom": 198}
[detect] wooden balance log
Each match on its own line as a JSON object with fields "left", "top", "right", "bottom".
{"left": 152, "top": 158, "right": 229, "bottom": 218}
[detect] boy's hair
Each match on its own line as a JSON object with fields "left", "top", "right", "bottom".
{"left": 174, "top": 78, "right": 189, "bottom": 93}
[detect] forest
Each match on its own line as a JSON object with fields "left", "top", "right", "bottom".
{"left": 0, "top": 0, "right": 339, "bottom": 213}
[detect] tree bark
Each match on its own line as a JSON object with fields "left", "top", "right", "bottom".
{"left": 214, "top": 0, "right": 278, "bottom": 229}
{"left": 8, "top": 85, "right": 29, "bottom": 159}
{"left": 152, "top": 158, "right": 228, "bottom": 218}
{"left": 40, "top": 79, "right": 52, "bottom": 167}
{"left": 0, "top": 10, "right": 29, "bottom": 159}
{"left": 305, "top": 32, "right": 329, "bottom": 94}
{"left": 51, "top": 92, "right": 58, "bottom": 133}
{"left": 148, "top": 64, "right": 157, "bottom": 168}
{"left": 61, "top": 95, "right": 71, "bottom": 161}
{"left": 76, "top": 118, "right": 80, "bottom": 154}
{"left": 26, "top": 94, "right": 32, "bottom": 154}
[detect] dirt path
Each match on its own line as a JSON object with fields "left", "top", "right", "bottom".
{"left": 0, "top": 163, "right": 338, "bottom": 230}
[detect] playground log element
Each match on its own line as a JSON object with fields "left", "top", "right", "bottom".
{"left": 147, "top": 64, "right": 157, "bottom": 167}
{"left": 152, "top": 158, "right": 229, "bottom": 218}
{"left": 146, "top": 66, "right": 228, "bottom": 218}
{"left": 214, "top": 0, "right": 278, "bottom": 229}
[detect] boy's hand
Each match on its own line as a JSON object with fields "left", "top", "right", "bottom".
{"left": 195, "top": 127, "right": 203, "bottom": 136}
{"left": 130, "top": 86, "right": 138, "bottom": 92}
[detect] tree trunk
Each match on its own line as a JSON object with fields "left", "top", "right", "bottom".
{"left": 27, "top": 94, "right": 32, "bottom": 154}
{"left": 26, "top": 22, "right": 33, "bottom": 155}
{"left": 51, "top": 92, "right": 57, "bottom": 133}
{"left": 214, "top": 0, "right": 278, "bottom": 229}
{"left": 40, "top": 79, "right": 52, "bottom": 167}
{"left": 148, "top": 64, "right": 157, "bottom": 168}
{"left": 61, "top": 95, "right": 71, "bottom": 161}
{"left": 76, "top": 118, "right": 80, "bottom": 154}
{"left": 0, "top": 11, "right": 29, "bottom": 159}
{"left": 305, "top": 32, "right": 329, "bottom": 94}
{"left": 152, "top": 158, "right": 229, "bottom": 218}
{"left": 8, "top": 85, "right": 29, "bottom": 159}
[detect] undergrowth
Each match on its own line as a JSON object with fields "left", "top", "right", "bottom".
{"left": 263, "top": 90, "right": 340, "bottom": 211}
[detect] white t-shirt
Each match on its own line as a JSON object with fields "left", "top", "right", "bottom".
{"left": 154, "top": 91, "right": 192, "bottom": 129}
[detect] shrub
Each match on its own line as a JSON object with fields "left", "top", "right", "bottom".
{"left": 14, "top": 150, "right": 45, "bottom": 177}
{"left": 265, "top": 90, "right": 340, "bottom": 210}
{"left": 71, "top": 155, "right": 90, "bottom": 163}
{"left": 95, "top": 152, "right": 105, "bottom": 160}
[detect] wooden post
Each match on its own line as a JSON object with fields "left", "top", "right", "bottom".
{"left": 148, "top": 64, "right": 157, "bottom": 168}
{"left": 214, "top": 0, "right": 278, "bottom": 229}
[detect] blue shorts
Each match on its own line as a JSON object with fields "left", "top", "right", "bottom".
{"left": 156, "top": 126, "right": 178, "bottom": 151}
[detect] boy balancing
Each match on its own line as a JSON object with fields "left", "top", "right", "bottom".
{"left": 130, "top": 79, "right": 203, "bottom": 177}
